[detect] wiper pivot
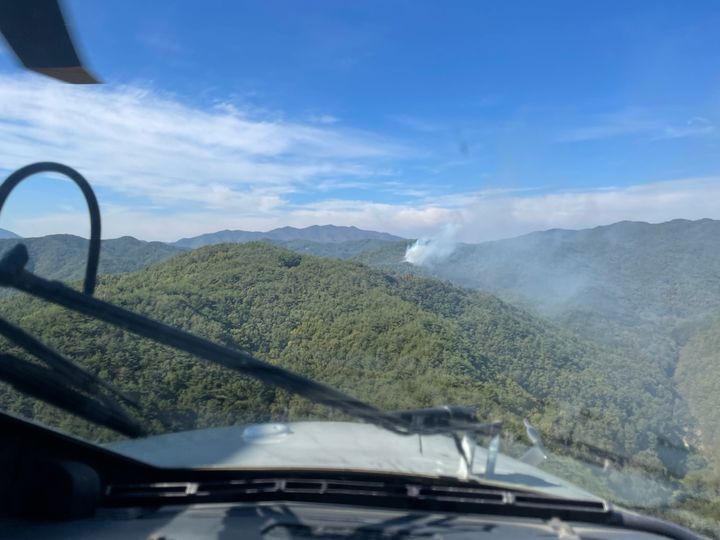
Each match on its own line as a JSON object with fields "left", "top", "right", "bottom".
{"left": 389, "top": 406, "right": 501, "bottom": 435}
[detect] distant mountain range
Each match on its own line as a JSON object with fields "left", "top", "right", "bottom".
{"left": 173, "top": 225, "right": 404, "bottom": 248}
{"left": 0, "top": 235, "right": 182, "bottom": 284}
{"left": 0, "top": 228, "right": 19, "bottom": 239}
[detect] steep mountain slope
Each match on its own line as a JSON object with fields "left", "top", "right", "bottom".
{"left": 358, "top": 219, "right": 720, "bottom": 322}
{"left": 0, "top": 234, "right": 184, "bottom": 283}
{"left": 676, "top": 318, "right": 720, "bottom": 466}
{"left": 174, "top": 225, "right": 404, "bottom": 248}
{"left": 353, "top": 219, "right": 720, "bottom": 371}
{"left": 436, "top": 219, "right": 720, "bottom": 323}
{"left": 346, "top": 220, "right": 720, "bottom": 476}
{"left": 0, "top": 243, "right": 681, "bottom": 470}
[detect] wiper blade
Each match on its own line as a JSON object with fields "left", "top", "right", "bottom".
{"left": 0, "top": 352, "right": 144, "bottom": 437}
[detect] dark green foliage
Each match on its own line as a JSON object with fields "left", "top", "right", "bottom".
{"left": 676, "top": 319, "right": 720, "bottom": 468}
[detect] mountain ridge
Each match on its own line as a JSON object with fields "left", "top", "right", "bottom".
{"left": 173, "top": 224, "right": 405, "bottom": 248}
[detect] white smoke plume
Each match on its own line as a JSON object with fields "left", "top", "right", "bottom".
{"left": 404, "top": 223, "right": 460, "bottom": 266}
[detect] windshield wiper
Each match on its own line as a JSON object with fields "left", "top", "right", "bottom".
{"left": 0, "top": 352, "right": 143, "bottom": 437}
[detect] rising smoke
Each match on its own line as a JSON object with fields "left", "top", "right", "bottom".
{"left": 404, "top": 223, "right": 460, "bottom": 266}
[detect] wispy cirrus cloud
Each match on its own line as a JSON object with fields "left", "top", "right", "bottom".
{"left": 0, "top": 75, "right": 401, "bottom": 213}
{"left": 309, "top": 114, "right": 340, "bottom": 125}
{"left": 657, "top": 116, "right": 716, "bottom": 139}
{"left": 556, "top": 109, "right": 716, "bottom": 142}
{"left": 555, "top": 109, "right": 659, "bottom": 142}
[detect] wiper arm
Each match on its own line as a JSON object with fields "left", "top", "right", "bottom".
{"left": 0, "top": 353, "right": 144, "bottom": 437}
{"left": 388, "top": 406, "right": 502, "bottom": 480}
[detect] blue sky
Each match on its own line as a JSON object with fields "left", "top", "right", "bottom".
{"left": 1, "top": 0, "right": 720, "bottom": 241}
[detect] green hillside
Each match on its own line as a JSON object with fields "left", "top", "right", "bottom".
{"left": 356, "top": 219, "right": 720, "bottom": 326}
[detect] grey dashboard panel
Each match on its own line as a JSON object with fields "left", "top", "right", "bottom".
{"left": 3, "top": 502, "right": 671, "bottom": 540}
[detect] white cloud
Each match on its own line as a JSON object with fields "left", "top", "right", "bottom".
{"left": 2, "top": 75, "right": 720, "bottom": 243}
{"left": 447, "top": 177, "right": 720, "bottom": 241}
{"left": 0, "top": 75, "right": 398, "bottom": 213}
{"left": 555, "top": 110, "right": 658, "bottom": 142}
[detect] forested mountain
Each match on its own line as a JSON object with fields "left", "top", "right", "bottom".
{"left": 0, "top": 234, "right": 184, "bottom": 283}
{"left": 0, "top": 232, "right": 397, "bottom": 282}
{"left": 354, "top": 219, "right": 720, "bottom": 325}
{"left": 174, "top": 225, "right": 404, "bottom": 248}
{"left": 0, "top": 243, "right": 684, "bottom": 467}
{"left": 3, "top": 222, "right": 719, "bottom": 468}
{"left": 351, "top": 219, "right": 720, "bottom": 409}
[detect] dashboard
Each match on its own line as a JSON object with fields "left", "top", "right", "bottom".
{"left": 0, "top": 411, "right": 701, "bottom": 540}
{"left": 5, "top": 501, "right": 672, "bottom": 540}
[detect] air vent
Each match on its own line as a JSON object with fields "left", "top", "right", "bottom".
{"left": 513, "top": 494, "right": 608, "bottom": 513}
{"left": 417, "top": 485, "right": 506, "bottom": 504}
{"left": 105, "top": 476, "right": 610, "bottom": 519}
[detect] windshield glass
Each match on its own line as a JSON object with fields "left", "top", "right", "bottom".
{"left": 1, "top": 0, "right": 719, "bottom": 536}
